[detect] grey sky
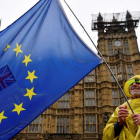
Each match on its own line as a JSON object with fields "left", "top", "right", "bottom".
{"left": 0, "top": 0, "right": 140, "bottom": 52}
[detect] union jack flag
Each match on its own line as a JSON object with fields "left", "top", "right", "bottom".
{"left": 0, "top": 65, "right": 16, "bottom": 91}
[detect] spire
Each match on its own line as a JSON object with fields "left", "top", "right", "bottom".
{"left": 126, "top": 10, "right": 132, "bottom": 20}
{"left": 97, "top": 13, "right": 103, "bottom": 22}
{"left": 112, "top": 14, "right": 117, "bottom": 22}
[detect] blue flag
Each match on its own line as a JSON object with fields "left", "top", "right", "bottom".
{"left": 0, "top": 0, "right": 101, "bottom": 139}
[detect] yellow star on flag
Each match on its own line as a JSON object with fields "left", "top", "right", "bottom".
{"left": 24, "top": 87, "right": 37, "bottom": 100}
{"left": 0, "top": 111, "right": 7, "bottom": 123}
{"left": 4, "top": 44, "right": 11, "bottom": 51}
{"left": 26, "top": 70, "right": 38, "bottom": 83}
{"left": 12, "top": 103, "right": 26, "bottom": 115}
{"left": 22, "top": 54, "right": 32, "bottom": 67}
{"left": 13, "top": 43, "right": 23, "bottom": 57}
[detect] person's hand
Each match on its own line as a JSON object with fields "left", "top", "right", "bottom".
{"left": 131, "top": 114, "right": 140, "bottom": 125}
{"left": 118, "top": 105, "right": 129, "bottom": 126}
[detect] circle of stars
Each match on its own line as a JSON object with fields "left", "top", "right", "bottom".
{"left": 0, "top": 43, "right": 38, "bottom": 123}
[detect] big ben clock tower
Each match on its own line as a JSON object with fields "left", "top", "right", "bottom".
{"left": 91, "top": 11, "right": 140, "bottom": 138}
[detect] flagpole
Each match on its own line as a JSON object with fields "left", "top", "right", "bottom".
{"left": 63, "top": 0, "right": 134, "bottom": 114}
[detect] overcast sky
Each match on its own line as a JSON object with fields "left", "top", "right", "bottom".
{"left": 0, "top": 0, "right": 140, "bottom": 53}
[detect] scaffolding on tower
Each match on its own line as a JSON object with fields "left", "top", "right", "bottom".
{"left": 91, "top": 11, "right": 140, "bottom": 31}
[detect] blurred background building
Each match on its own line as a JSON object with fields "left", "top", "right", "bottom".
{"left": 11, "top": 11, "right": 140, "bottom": 140}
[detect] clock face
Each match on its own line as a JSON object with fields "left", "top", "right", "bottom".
{"left": 114, "top": 41, "right": 122, "bottom": 47}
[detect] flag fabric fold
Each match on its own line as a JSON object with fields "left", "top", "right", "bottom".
{"left": 0, "top": 0, "right": 101, "bottom": 139}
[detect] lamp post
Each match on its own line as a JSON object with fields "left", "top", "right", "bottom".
{"left": 103, "top": 112, "right": 109, "bottom": 126}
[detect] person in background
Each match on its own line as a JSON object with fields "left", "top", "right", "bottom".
{"left": 103, "top": 75, "right": 140, "bottom": 140}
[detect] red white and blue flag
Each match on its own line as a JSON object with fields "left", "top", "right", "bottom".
{"left": 0, "top": 65, "right": 16, "bottom": 91}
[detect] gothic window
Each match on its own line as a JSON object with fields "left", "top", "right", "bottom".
{"left": 108, "top": 42, "right": 113, "bottom": 56}
{"left": 40, "top": 116, "right": 43, "bottom": 123}
{"left": 29, "top": 125, "right": 31, "bottom": 132}
{"left": 118, "top": 74, "right": 122, "bottom": 81}
{"left": 85, "top": 71, "right": 95, "bottom": 87}
{"left": 58, "top": 93, "right": 70, "bottom": 108}
{"left": 112, "top": 89, "right": 119, "bottom": 106}
{"left": 122, "top": 65, "right": 127, "bottom": 81}
{"left": 39, "top": 125, "right": 42, "bottom": 132}
{"left": 57, "top": 116, "right": 69, "bottom": 133}
{"left": 85, "top": 89, "right": 95, "bottom": 106}
{"left": 120, "top": 49, "right": 123, "bottom": 53}
{"left": 115, "top": 49, "right": 117, "bottom": 55}
{"left": 111, "top": 75, "right": 115, "bottom": 82}
{"left": 85, "top": 75, "right": 94, "bottom": 82}
{"left": 84, "top": 114, "right": 96, "bottom": 133}
{"left": 117, "top": 64, "right": 121, "bottom": 73}
{"left": 127, "top": 64, "right": 133, "bottom": 79}
{"left": 110, "top": 66, "right": 116, "bottom": 74}
{"left": 36, "top": 125, "right": 38, "bottom": 132}
{"left": 110, "top": 66, "right": 116, "bottom": 82}
{"left": 123, "top": 40, "right": 130, "bottom": 55}
{"left": 28, "top": 115, "right": 43, "bottom": 133}
{"left": 117, "top": 64, "right": 122, "bottom": 81}
{"left": 110, "top": 65, "right": 124, "bottom": 81}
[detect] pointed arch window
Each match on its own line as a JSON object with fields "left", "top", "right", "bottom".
{"left": 123, "top": 40, "right": 130, "bottom": 55}
{"left": 108, "top": 42, "right": 113, "bottom": 56}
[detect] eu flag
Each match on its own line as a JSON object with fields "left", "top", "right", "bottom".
{"left": 0, "top": 0, "right": 101, "bottom": 139}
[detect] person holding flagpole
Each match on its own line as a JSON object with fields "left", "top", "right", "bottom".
{"left": 103, "top": 75, "right": 140, "bottom": 140}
